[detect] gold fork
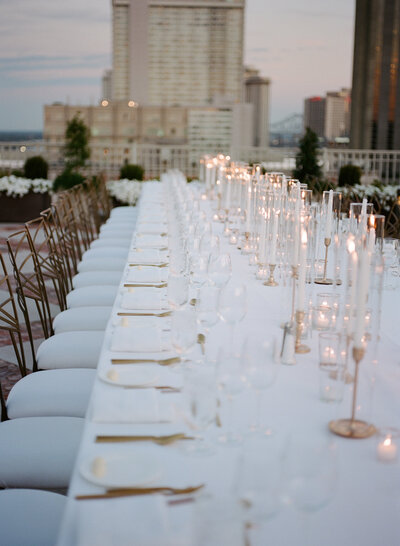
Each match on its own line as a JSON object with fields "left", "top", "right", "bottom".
{"left": 95, "top": 433, "right": 192, "bottom": 445}
{"left": 75, "top": 484, "right": 204, "bottom": 501}
{"left": 111, "top": 356, "right": 180, "bottom": 365}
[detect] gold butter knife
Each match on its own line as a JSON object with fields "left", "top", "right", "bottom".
{"left": 124, "top": 283, "right": 167, "bottom": 288}
{"left": 75, "top": 484, "right": 204, "bottom": 500}
{"left": 95, "top": 433, "right": 192, "bottom": 444}
{"left": 129, "top": 263, "right": 168, "bottom": 268}
{"left": 111, "top": 356, "right": 180, "bottom": 366}
{"left": 117, "top": 311, "right": 171, "bottom": 317}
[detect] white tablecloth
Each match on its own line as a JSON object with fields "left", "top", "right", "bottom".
{"left": 57, "top": 181, "right": 400, "bottom": 546}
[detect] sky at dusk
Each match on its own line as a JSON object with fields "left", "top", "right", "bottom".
{"left": 0, "top": 0, "right": 355, "bottom": 131}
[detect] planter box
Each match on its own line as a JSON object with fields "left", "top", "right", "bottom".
{"left": 0, "top": 192, "right": 51, "bottom": 223}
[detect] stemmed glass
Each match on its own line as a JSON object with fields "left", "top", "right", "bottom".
{"left": 189, "top": 254, "right": 209, "bottom": 304}
{"left": 284, "top": 437, "right": 338, "bottom": 544}
{"left": 184, "top": 367, "right": 217, "bottom": 456}
{"left": 171, "top": 308, "right": 198, "bottom": 367}
{"left": 217, "top": 348, "right": 246, "bottom": 445}
{"left": 242, "top": 337, "right": 280, "bottom": 433}
{"left": 217, "top": 283, "right": 247, "bottom": 355}
{"left": 208, "top": 253, "right": 232, "bottom": 288}
{"left": 195, "top": 284, "right": 220, "bottom": 360}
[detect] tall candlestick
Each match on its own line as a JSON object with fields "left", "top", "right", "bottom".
{"left": 245, "top": 183, "right": 252, "bottom": 233}
{"left": 347, "top": 246, "right": 358, "bottom": 337}
{"left": 354, "top": 246, "right": 370, "bottom": 349}
{"left": 297, "top": 228, "right": 308, "bottom": 311}
{"left": 325, "top": 189, "right": 333, "bottom": 239}
{"left": 270, "top": 210, "right": 279, "bottom": 264}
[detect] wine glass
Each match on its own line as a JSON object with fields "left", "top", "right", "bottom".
{"left": 195, "top": 284, "right": 220, "bottom": 361}
{"left": 167, "top": 272, "right": 189, "bottom": 309}
{"left": 171, "top": 308, "right": 198, "bottom": 366}
{"left": 217, "top": 348, "right": 246, "bottom": 445}
{"left": 184, "top": 367, "right": 217, "bottom": 456}
{"left": 189, "top": 254, "right": 209, "bottom": 304}
{"left": 199, "top": 233, "right": 220, "bottom": 257}
{"left": 218, "top": 283, "right": 247, "bottom": 356}
{"left": 242, "top": 337, "right": 280, "bottom": 433}
{"left": 208, "top": 253, "right": 232, "bottom": 288}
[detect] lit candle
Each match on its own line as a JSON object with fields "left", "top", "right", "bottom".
{"left": 259, "top": 209, "right": 268, "bottom": 263}
{"left": 354, "top": 246, "right": 370, "bottom": 349}
{"left": 368, "top": 215, "right": 376, "bottom": 254}
{"left": 225, "top": 175, "right": 232, "bottom": 210}
{"left": 245, "top": 182, "right": 252, "bottom": 233}
{"left": 325, "top": 189, "right": 333, "bottom": 239}
{"left": 347, "top": 241, "right": 358, "bottom": 337}
{"left": 297, "top": 228, "right": 308, "bottom": 311}
{"left": 360, "top": 198, "right": 368, "bottom": 236}
{"left": 270, "top": 210, "right": 279, "bottom": 264}
{"left": 377, "top": 437, "right": 398, "bottom": 462}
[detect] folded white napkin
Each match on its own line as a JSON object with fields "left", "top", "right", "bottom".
{"left": 111, "top": 325, "right": 164, "bottom": 352}
{"left": 91, "top": 388, "right": 174, "bottom": 423}
{"left": 120, "top": 287, "right": 165, "bottom": 310}
{"left": 135, "top": 222, "right": 167, "bottom": 234}
{"left": 129, "top": 249, "right": 165, "bottom": 264}
{"left": 126, "top": 267, "right": 166, "bottom": 284}
{"left": 134, "top": 234, "right": 167, "bottom": 248}
{"left": 77, "top": 496, "right": 171, "bottom": 546}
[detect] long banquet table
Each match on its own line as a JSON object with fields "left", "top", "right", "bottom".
{"left": 57, "top": 179, "right": 400, "bottom": 546}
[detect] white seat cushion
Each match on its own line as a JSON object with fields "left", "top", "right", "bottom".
{"left": 99, "top": 230, "right": 132, "bottom": 240}
{"left": 90, "top": 237, "right": 131, "bottom": 249}
{"left": 7, "top": 369, "right": 96, "bottom": 418}
{"left": 37, "top": 331, "right": 104, "bottom": 369}
{"left": 100, "top": 222, "right": 135, "bottom": 233}
{"left": 66, "top": 285, "right": 118, "bottom": 308}
{"left": 77, "top": 257, "right": 126, "bottom": 273}
{"left": 53, "top": 306, "right": 111, "bottom": 333}
{"left": 0, "top": 417, "right": 83, "bottom": 489}
{"left": 72, "top": 270, "right": 122, "bottom": 289}
{"left": 83, "top": 247, "right": 129, "bottom": 260}
{"left": 111, "top": 206, "right": 137, "bottom": 216}
{"left": 0, "top": 489, "right": 66, "bottom": 546}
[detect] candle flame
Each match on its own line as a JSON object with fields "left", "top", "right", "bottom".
{"left": 301, "top": 230, "right": 307, "bottom": 244}
{"left": 347, "top": 239, "right": 355, "bottom": 254}
{"left": 369, "top": 214, "right": 375, "bottom": 228}
{"left": 383, "top": 438, "right": 392, "bottom": 447}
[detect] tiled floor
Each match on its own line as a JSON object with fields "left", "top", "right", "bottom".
{"left": 0, "top": 222, "right": 61, "bottom": 401}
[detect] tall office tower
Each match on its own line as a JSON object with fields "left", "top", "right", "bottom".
{"left": 351, "top": 0, "right": 400, "bottom": 149}
{"left": 304, "top": 96, "right": 326, "bottom": 138}
{"left": 102, "top": 69, "right": 113, "bottom": 100}
{"left": 244, "top": 75, "right": 270, "bottom": 147}
{"left": 111, "top": 0, "right": 245, "bottom": 106}
{"left": 325, "top": 88, "right": 351, "bottom": 141}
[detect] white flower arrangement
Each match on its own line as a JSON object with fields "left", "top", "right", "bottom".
{"left": 0, "top": 175, "right": 53, "bottom": 198}
{"left": 339, "top": 183, "right": 400, "bottom": 212}
{"left": 107, "top": 179, "right": 146, "bottom": 206}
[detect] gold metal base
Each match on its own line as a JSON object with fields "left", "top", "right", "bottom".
{"left": 295, "top": 344, "right": 311, "bottom": 354}
{"left": 329, "top": 419, "right": 376, "bottom": 439}
{"left": 314, "top": 278, "right": 333, "bottom": 285}
{"left": 263, "top": 279, "right": 278, "bottom": 287}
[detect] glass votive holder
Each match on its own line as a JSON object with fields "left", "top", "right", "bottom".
{"left": 376, "top": 428, "right": 399, "bottom": 463}
{"left": 318, "top": 333, "right": 344, "bottom": 402}
{"left": 317, "top": 292, "right": 340, "bottom": 328}
{"left": 312, "top": 305, "right": 333, "bottom": 331}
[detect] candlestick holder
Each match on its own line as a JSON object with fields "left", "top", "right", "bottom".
{"left": 242, "top": 232, "right": 251, "bottom": 254}
{"left": 290, "top": 266, "right": 298, "bottom": 326}
{"left": 295, "top": 310, "right": 310, "bottom": 354}
{"left": 329, "top": 346, "right": 376, "bottom": 438}
{"left": 263, "top": 264, "right": 278, "bottom": 286}
{"left": 315, "top": 238, "right": 333, "bottom": 285}
{"left": 256, "top": 263, "right": 268, "bottom": 280}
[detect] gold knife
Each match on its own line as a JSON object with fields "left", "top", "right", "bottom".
{"left": 129, "top": 263, "right": 168, "bottom": 268}
{"left": 111, "top": 357, "right": 180, "bottom": 365}
{"left": 124, "top": 283, "right": 167, "bottom": 288}
{"left": 117, "top": 311, "right": 171, "bottom": 317}
{"left": 95, "top": 433, "right": 192, "bottom": 444}
{"left": 75, "top": 484, "right": 204, "bottom": 500}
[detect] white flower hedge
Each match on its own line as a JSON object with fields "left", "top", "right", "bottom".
{"left": 339, "top": 183, "right": 400, "bottom": 213}
{"left": 107, "top": 179, "right": 158, "bottom": 206}
{"left": 0, "top": 176, "right": 53, "bottom": 198}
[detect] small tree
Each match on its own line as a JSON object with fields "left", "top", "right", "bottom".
{"left": 338, "top": 164, "right": 362, "bottom": 187}
{"left": 120, "top": 163, "right": 144, "bottom": 181}
{"left": 24, "top": 156, "right": 48, "bottom": 179}
{"left": 293, "top": 127, "right": 322, "bottom": 183}
{"left": 64, "top": 114, "right": 90, "bottom": 171}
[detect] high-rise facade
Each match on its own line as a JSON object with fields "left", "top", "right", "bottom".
{"left": 304, "top": 96, "right": 326, "bottom": 138}
{"left": 350, "top": 0, "right": 400, "bottom": 149}
{"left": 244, "top": 75, "right": 270, "bottom": 147}
{"left": 111, "top": 0, "right": 245, "bottom": 107}
{"left": 304, "top": 88, "right": 351, "bottom": 142}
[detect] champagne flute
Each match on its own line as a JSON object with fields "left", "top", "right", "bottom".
{"left": 171, "top": 308, "right": 198, "bottom": 367}
{"left": 208, "top": 253, "right": 232, "bottom": 288}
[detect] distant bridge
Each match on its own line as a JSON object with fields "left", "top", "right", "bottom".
{"left": 270, "top": 114, "right": 303, "bottom": 135}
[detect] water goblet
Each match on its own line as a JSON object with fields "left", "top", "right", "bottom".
{"left": 208, "top": 253, "right": 232, "bottom": 288}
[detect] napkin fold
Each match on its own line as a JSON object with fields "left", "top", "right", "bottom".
{"left": 91, "top": 388, "right": 160, "bottom": 423}
{"left": 134, "top": 234, "right": 167, "bottom": 248}
{"left": 126, "top": 267, "right": 166, "bottom": 284}
{"left": 111, "top": 325, "right": 164, "bottom": 352}
{"left": 120, "top": 287, "right": 165, "bottom": 310}
{"left": 129, "top": 249, "right": 165, "bottom": 264}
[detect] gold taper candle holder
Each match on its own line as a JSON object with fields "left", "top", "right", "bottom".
{"left": 242, "top": 232, "right": 251, "bottom": 254}
{"left": 295, "top": 310, "right": 310, "bottom": 354}
{"left": 315, "top": 238, "right": 333, "bottom": 285}
{"left": 329, "top": 346, "right": 376, "bottom": 439}
{"left": 263, "top": 264, "right": 278, "bottom": 286}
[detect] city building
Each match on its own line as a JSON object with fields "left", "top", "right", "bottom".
{"left": 304, "top": 88, "right": 351, "bottom": 143}
{"left": 102, "top": 70, "right": 113, "bottom": 101}
{"left": 111, "top": 0, "right": 245, "bottom": 107}
{"left": 244, "top": 74, "right": 270, "bottom": 147}
{"left": 304, "top": 96, "right": 326, "bottom": 138}
{"left": 350, "top": 0, "right": 400, "bottom": 149}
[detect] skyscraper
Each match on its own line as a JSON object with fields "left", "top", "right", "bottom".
{"left": 244, "top": 74, "right": 270, "bottom": 147}
{"left": 112, "top": 0, "right": 245, "bottom": 107}
{"left": 350, "top": 0, "right": 400, "bottom": 149}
